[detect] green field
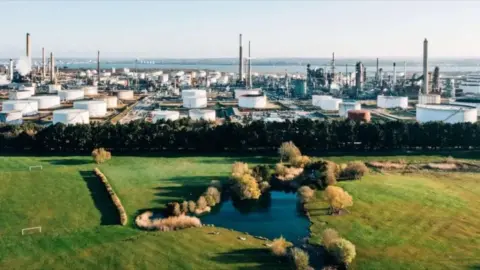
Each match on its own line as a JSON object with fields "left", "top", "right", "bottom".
{"left": 0, "top": 154, "right": 479, "bottom": 269}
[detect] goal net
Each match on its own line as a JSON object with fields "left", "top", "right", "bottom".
{"left": 29, "top": 165, "right": 43, "bottom": 171}
{"left": 21, "top": 226, "right": 42, "bottom": 235}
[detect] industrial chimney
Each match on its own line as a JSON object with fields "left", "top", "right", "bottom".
{"left": 26, "top": 33, "right": 31, "bottom": 60}
{"left": 9, "top": 59, "right": 13, "bottom": 80}
{"left": 238, "top": 34, "right": 243, "bottom": 84}
{"left": 423, "top": 38, "right": 429, "bottom": 94}
{"left": 50, "top": 52, "right": 55, "bottom": 83}
{"left": 42, "top": 47, "right": 46, "bottom": 80}
{"left": 247, "top": 41, "right": 252, "bottom": 89}
{"left": 393, "top": 62, "right": 397, "bottom": 88}
{"left": 376, "top": 58, "right": 379, "bottom": 84}
{"left": 97, "top": 50, "right": 100, "bottom": 84}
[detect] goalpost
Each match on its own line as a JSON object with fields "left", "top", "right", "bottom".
{"left": 21, "top": 226, "right": 42, "bottom": 235}
{"left": 29, "top": 165, "right": 43, "bottom": 171}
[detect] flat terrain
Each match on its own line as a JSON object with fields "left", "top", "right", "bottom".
{"left": 0, "top": 154, "right": 479, "bottom": 269}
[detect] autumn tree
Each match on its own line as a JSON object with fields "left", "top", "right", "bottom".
{"left": 324, "top": 186, "right": 353, "bottom": 214}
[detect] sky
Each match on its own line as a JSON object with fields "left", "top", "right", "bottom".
{"left": 1, "top": 0, "right": 479, "bottom": 59}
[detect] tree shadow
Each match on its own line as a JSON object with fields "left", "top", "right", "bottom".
{"left": 210, "top": 248, "right": 288, "bottom": 270}
{"left": 43, "top": 158, "right": 91, "bottom": 166}
{"left": 197, "top": 156, "right": 278, "bottom": 165}
{"left": 469, "top": 265, "right": 480, "bottom": 270}
{"left": 79, "top": 171, "right": 120, "bottom": 225}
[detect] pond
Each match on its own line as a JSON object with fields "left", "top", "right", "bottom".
{"left": 201, "top": 191, "right": 310, "bottom": 246}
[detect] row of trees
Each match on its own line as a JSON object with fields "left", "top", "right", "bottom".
{"left": 1, "top": 119, "right": 480, "bottom": 153}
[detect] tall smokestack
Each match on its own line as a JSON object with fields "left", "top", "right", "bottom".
{"left": 97, "top": 50, "right": 100, "bottom": 84}
{"left": 404, "top": 61, "right": 407, "bottom": 80}
{"left": 423, "top": 38, "right": 429, "bottom": 94}
{"left": 50, "top": 52, "right": 55, "bottom": 83}
{"left": 9, "top": 59, "right": 13, "bottom": 81}
{"left": 239, "top": 34, "right": 243, "bottom": 84}
{"left": 42, "top": 47, "right": 46, "bottom": 80}
{"left": 376, "top": 58, "right": 379, "bottom": 83}
{"left": 26, "top": 33, "right": 31, "bottom": 60}
{"left": 248, "top": 40, "right": 252, "bottom": 89}
{"left": 393, "top": 62, "right": 397, "bottom": 89}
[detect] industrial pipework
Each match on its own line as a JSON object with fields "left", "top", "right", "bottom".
{"left": 42, "top": 47, "right": 45, "bottom": 80}
{"left": 247, "top": 40, "right": 252, "bottom": 89}
{"left": 238, "top": 34, "right": 243, "bottom": 84}
{"left": 423, "top": 38, "right": 429, "bottom": 94}
{"left": 393, "top": 62, "right": 397, "bottom": 88}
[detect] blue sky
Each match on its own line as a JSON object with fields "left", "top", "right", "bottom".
{"left": 1, "top": 1, "right": 479, "bottom": 58}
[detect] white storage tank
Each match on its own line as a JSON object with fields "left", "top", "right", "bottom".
{"left": 151, "top": 110, "right": 180, "bottom": 122}
{"left": 29, "top": 95, "right": 61, "bottom": 109}
{"left": 9, "top": 90, "right": 32, "bottom": 100}
{"left": 450, "top": 98, "right": 480, "bottom": 114}
{"left": 160, "top": 74, "right": 169, "bottom": 83}
{"left": 189, "top": 109, "right": 216, "bottom": 121}
{"left": 58, "top": 89, "right": 85, "bottom": 101}
{"left": 0, "top": 111, "right": 23, "bottom": 125}
{"left": 2, "top": 100, "right": 38, "bottom": 116}
{"left": 182, "top": 89, "right": 207, "bottom": 98}
{"left": 53, "top": 109, "right": 89, "bottom": 125}
{"left": 418, "top": 94, "right": 441, "bottom": 105}
{"left": 73, "top": 100, "right": 107, "bottom": 117}
{"left": 239, "top": 94, "right": 267, "bottom": 109}
{"left": 83, "top": 86, "right": 98, "bottom": 96}
{"left": 416, "top": 104, "right": 477, "bottom": 123}
{"left": 377, "top": 95, "right": 408, "bottom": 109}
{"left": 339, "top": 102, "right": 362, "bottom": 117}
{"left": 183, "top": 96, "right": 208, "bottom": 108}
{"left": 320, "top": 98, "right": 342, "bottom": 111}
{"left": 117, "top": 90, "right": 134, "bottom": 100}
{"left": 312, "top": 95, "right": 332, "bottom": 107}
{"left": 48, "top": 84, "right": 62, "bottom": 94}
{"left": 101, "top": 96, "right": 118, "bottom": 109}
{"left": 18, "top": 85, "right": 35, "bottom": 96}
{"left": 234, "top": 89, "right": 261, "bottom": 99}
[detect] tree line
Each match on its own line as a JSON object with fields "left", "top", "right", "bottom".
{"left": 1, "top": 118, "right": 479, "bottom": 153}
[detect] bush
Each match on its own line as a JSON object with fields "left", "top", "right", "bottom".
{"left": 324, "top": 186, "right": 353, "bottom": 214}
{"left": 135, "top": 211, "right": 202, "bottom": 231}
{"left": 180, "top": 201, "right": 189, "bottom": 214}
{"left": 322, "top": 228, "right": 340, "bottom": 250}
{"left": 315, "top": 161, "right": 340, "bottom": 188}
{"left": 279, "top": 141, "right": 301, "bottom": 162}
{"left": 290, "top": 247, "right": 311, "bottom": 270}
{"left": 233, "top": 173, "right": 261, "bottom": 200}
{"left": 341, "top": 161, "right": 369, "bottom": 180}
{"left": 252, "top": 165, "right": 273, "bottom": 183}
{"left": 232, "top": 162, "right": 251, "bottom": 179}
{"left": 91, "top": 148, "right": 111, "bottom": 164}
{"left": 188, "top": 200, "right": 196, "bottom": 213}
{"left": 93, "top": 168, "right": 127, "bottom": 225}
{"left": 259, "top": 181, "right": 270, "bottom": 192}
{"left": 330, "top": 238, "right": 356, "bottom": 266}
{"left": 209, "top": 180, "right": 222, "bottom": 190}
{"left": 270, "top": 236, "right": 290, "bottom": 256}
{"left": 204, "top": 195, "right": 216, "bottom": 207}
{"left": 166, "top": 202, "right": 181, "bottom": 217}
{"left": 275, "top": 163, "right": 287, "bottom": 176}
{"left": 297, "top": 186, "right": 315, "bottom": 203}
{"left": 204, "top": 186, "right": 221, "bottom": 204}
{"left": 197, "top": 196, "right": 208, "bottom": 210}
{"left": 290, "top": 155, "right": 311, "bottom": 168}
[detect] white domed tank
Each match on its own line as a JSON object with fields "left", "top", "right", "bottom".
{"left": 312, "top": 95, "right": 332, "bottom": 107}
{"left": 189, "top": 109, "right": 216, "bottom": 121}
{"left": 0, "top": 111, "right": 23, "bottom": 125}
{"left": 29, "top": 95, "right": 61, "bottom": 109}
{"left": 320, "top": 98, "right": 342, "bottom": 111}
{"left": 239, "top": 94, "right": 267, "bottom": 108}
{"left": 73, "top": 100, "right": 107, "bottom": 117}
{"left": 183, "top": 96, "right": 208, "bottom": 108}
{"left": 53, "top": 109, "right": 89, "bottom": 125}
{"left": 181, "top": 89, "right": 207, "bottom": 98}
{"left": 117, "top": 90, "right": 134, "bottom": 100}
{"left": 416, "top": 104, "right": 477, "bottom": 123}
{"left": 9, "top": 90, "right": 32, "bottom": 100}
{"left": 234, "top": 89, "right": 261, "bottom": 99}
{"left": 418, "top": 94, "right": 441, "bottom": 105}
{"left": 58, "top": 89, "right": 85, "bottom": 101}
{"left": 377, "top": 95, "right": 408, "bottom": 109}
{"left": 450, "top": 98, "right": 480, "bottom": 114}
{"left": 101, "top": 96, "right": 118, "bottom": 109}
{"left": 18, "top": 84, "right": 35, "bottom": 95}
{"left": 2, "top": 100, "right": 38, "bottom": 116}
{"left": 151, "top": 110, "right": 180, "bottom": 122}
{"left": 83, "top": 86, "right": 98, "bottom": 96}
{"left": 339, "top": 102, "right": 361, "bottom": 117}
{"left": 48, "top": 84, "right": 62, "bottom": 94}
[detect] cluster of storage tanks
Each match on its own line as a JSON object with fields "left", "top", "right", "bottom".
{"left": 182, "top": 89, "right": 207, "bottom": 108}
{"left": 150, "top": 109, "right": 216, "bottom": 122}
{"left": 416, "top": 104, "right": 477, "bottom": 123}
{"left": 377, "top": 95, "right": 409, "bottom": 109}
{"left": 234, "top": 89, "right": 267, "bottom": 109}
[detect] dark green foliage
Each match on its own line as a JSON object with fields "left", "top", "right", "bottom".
{"left": 1, "top": 119, "right": 480, "bottom": 153}
{"left": 166, "top": 202, "right": 181, "bottom": 217}
{"left": 251, "top": 165, "right": 273, "bottom": 183}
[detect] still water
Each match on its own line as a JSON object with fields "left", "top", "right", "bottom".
{"left": 201, "top": 191, "right": 310, "bottom": 246}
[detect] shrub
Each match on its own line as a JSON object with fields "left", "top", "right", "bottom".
{"left": 180, "top": 201, "right": 189, "bottom": 214}
{"left": 321, "top": 228, "right": 340, "bottom": 250}
{"left": 232, "top": 162, "right": 251, "bottom": 179}
{"left": 315, "top": 161, "right": 340, "bottom": 188}
{"left": 259, "top": 181, "right": 270, "bottom": 192}
{"left": 209, "top": 180, "right": 222, "bottom": 190}
{"left": 187, "top": 200, "right": 196, "bottom": 213}
{"left": 275, "top": 163, "right": 287, "bottom": 176}
{"left": 197, "top": 196, "right": 208, "bottom": 210}
{"left": 194, "top": 206, "right": 211, "bottom": 215}
{"left": 279, "top": 141, "right": 301, "bottom": 162}
{"left": 290, "top": 247, "right": 311, "bottom": 270}
{"left": 204, "top": 195, "right": 217, "bottom": 207}
{"left": 330, "top": 238, "right": 356, "bottom": 266}
{"left": 324, "top": 186, "right": 353, "bottom": 214}
{"left": 93, "top": 168, "right": 127, "bottom": 225}
{"left": 270, "top": 236, "right": 290, "bottom": 256}
{"left": 135, "top": 211, "right": 202, "bottom": 231}
{"left": 233, "top": 173, "right": 261, "bottom": 200}
{"left": 252, "top": 165, "right": 273, "bottom": 182}
{"left": 341, "top": 161, "right": 369, "bottom": 180}
{"left": 297, "top": 186, "right": 315, "bottom": 203}
{"left": 290, "top": 155, "right": 311, "bottom": 168}
{"left": 166, "top": 202, "right": 182, "bottom": 217}
{"left": 91, "top": 148, "right": 111, "bottom": 164}
{"left": 444, "top": 156, "right": 456, "bottom": 164}
{"left": 204, "top": 186, "right": 221, "bottom": 204}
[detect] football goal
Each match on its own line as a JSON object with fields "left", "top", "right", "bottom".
{"left": 21, "top": 226, "right": 42, "bottom": 235}
{"left": 29, "top": 165, "right": 43, "bottom": 171}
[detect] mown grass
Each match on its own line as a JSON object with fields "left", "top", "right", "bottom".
{"left": 307, "top": 172, "right": 480, "bottom": 270}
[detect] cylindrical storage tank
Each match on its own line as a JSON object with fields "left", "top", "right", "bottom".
{"left": 348, "top": 110, "right": 371, "bottom": 122}
{"left": 29, "top": 95, "right": 61, "bottom": 109}
{"left": 198, "top": 71, "right": 207, "bottom": 77}
{"left": 53, "top": 109, "right": 89, "bottom": 125}
{"left": 101, "top": 96, "right": 118, "bottom": 109}
{"left": 238, "top": 94, "right": 267, "bottom": 109}
{"left": 234, "top": 89, "right": 261, "bottom": 99}
{"left": 0, "top": 111, "right": 23, "bottom": 125}
{"left": 48, "top": 84, "right": 62, "bottom": 94}
{"left": 18, "top": 85, "right": 35, "bottom": 96}
{"left": 450, "top": 98, "right": 480, "bottom": 114}
{"left": 73, "top": 100, "right": 107, "bottom": 117}
{"left": 339, "top": 102, "right": 362, "bottom": 117}
{"left": 320, "top": 98, "right": 342, "bottom": 111}
{"left": 377, "top": 95, "right": 408, "bottom": 109}
{"left": 312, "top": 95, "right": 332, "bottom": 107}
{"left": 418, "top": 94, "right": 441, "bottom": 105}
{"left": 181, "top": 89, "right": 207, "bottom": 98}
{"left": 58, "top": 90, "right": 85, "bottom": 101}
{"left": 9, "top": 90, "right": 32, "bottom": 100}
{"left": 2, "top": 100, "right": 38, "bottom": 116}
{"left": 416, "top": 104, "right": 477, "bottom": 123}
{"left": 183, "top": 96, "right": 208, "bottom": 108}
{"left": 117, "top": 90, "right": 134, "bottom": 100}
{"left": 189, "top": 109, "right": 216, "bottom": 121}
{"left": 83, "top": 86, "right": 98, "bottom": 96}
{"left": 151, "top": 110, "right": 180, "bottom": 122}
